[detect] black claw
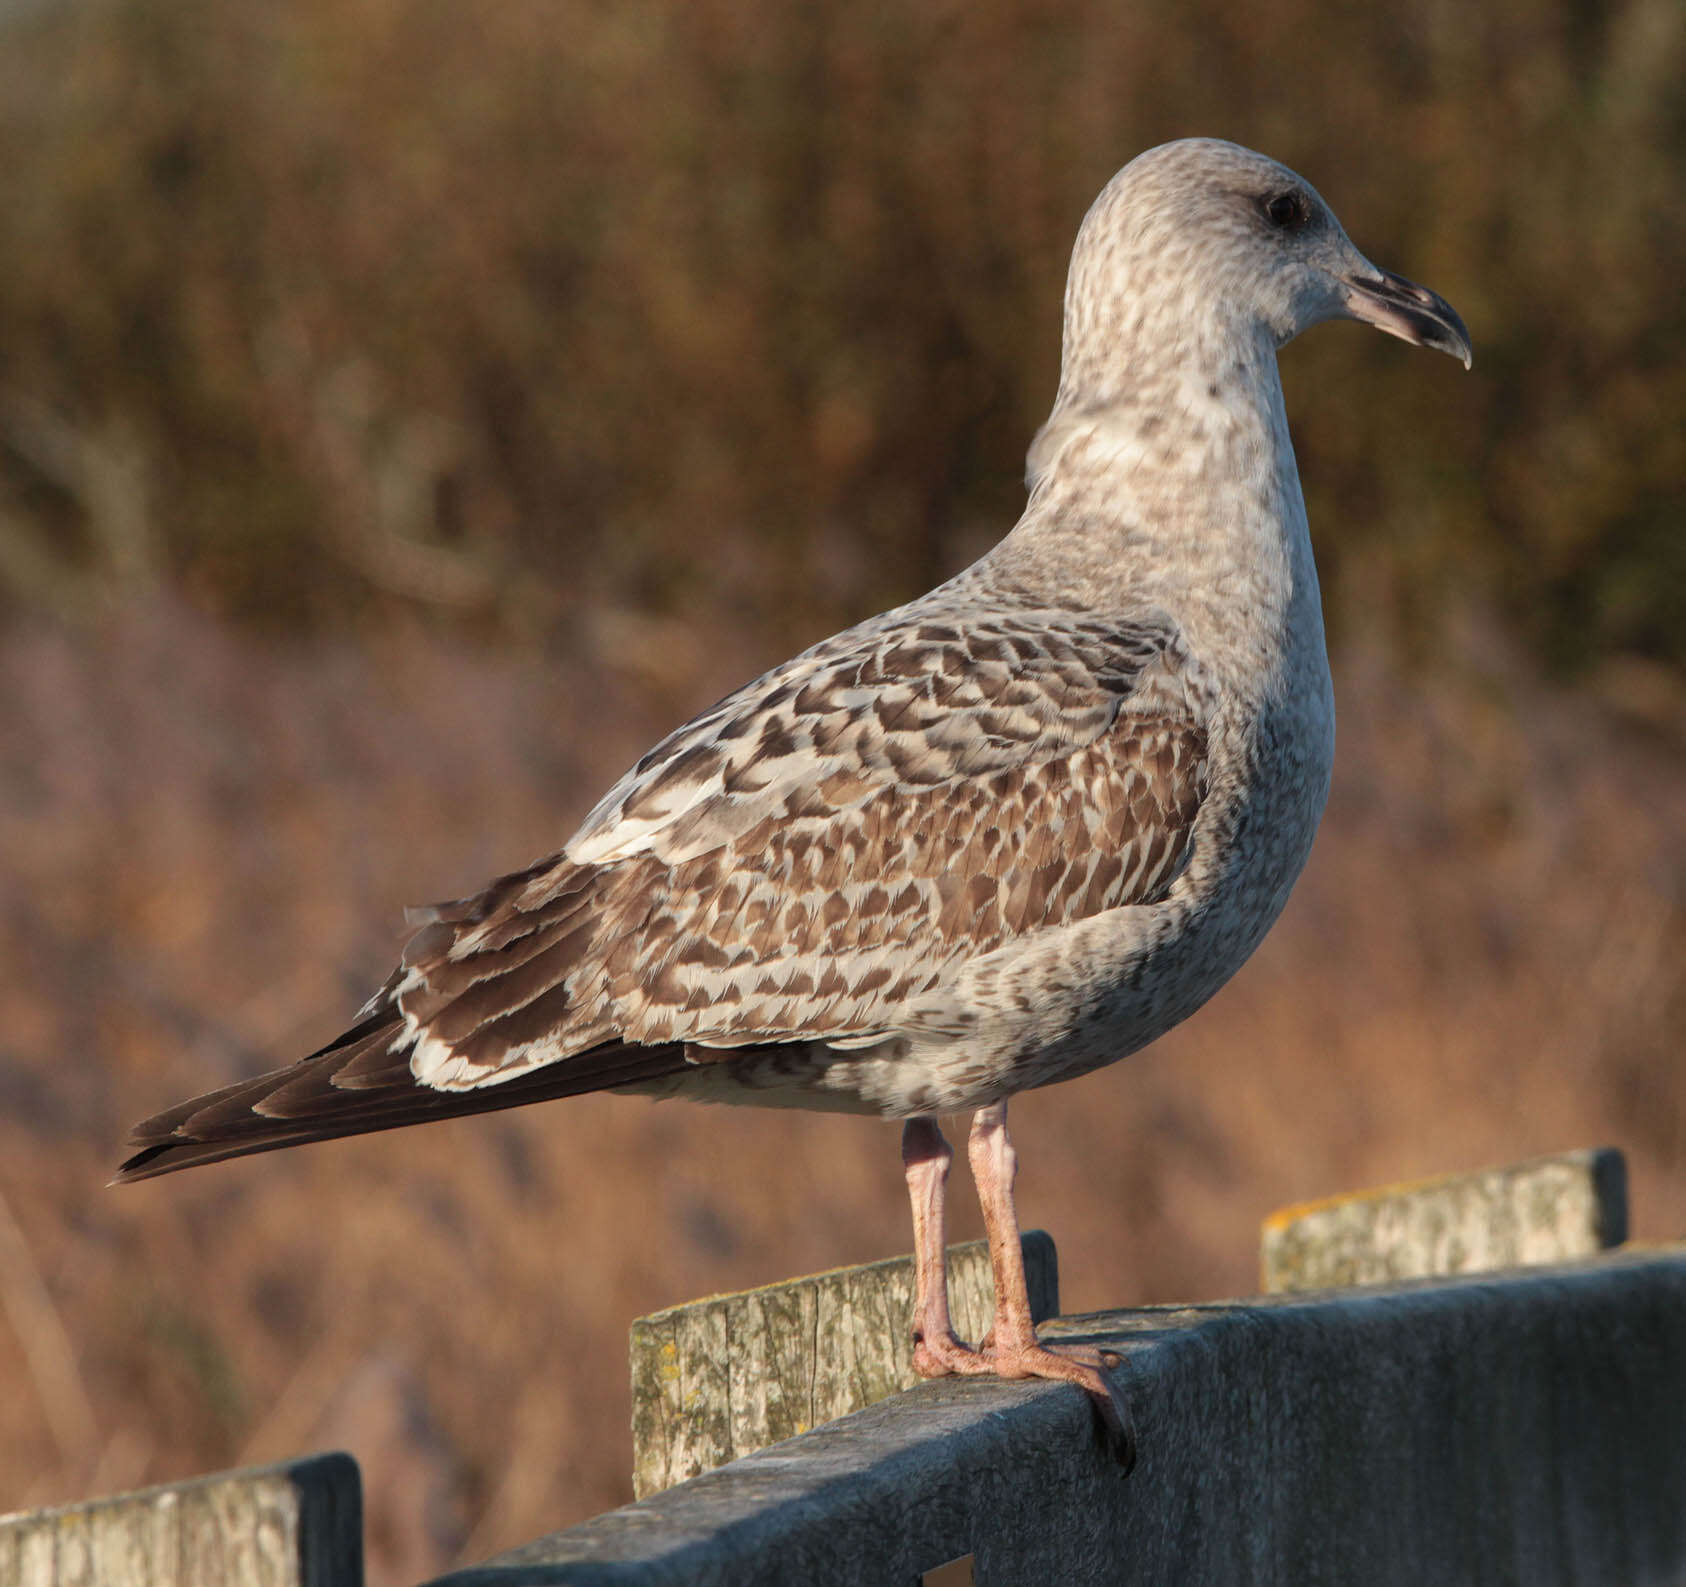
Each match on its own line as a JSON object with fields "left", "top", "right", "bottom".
{"left": 1102, "top": 1402, "right": 1137, "bottom": 1473}
{"left": 1091, "top": 1373, "right": 1137, "bottom": 1473}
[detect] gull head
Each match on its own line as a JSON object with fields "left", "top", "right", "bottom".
{"left": 1060, "top": 139, "right": 1471, "bottom": 396}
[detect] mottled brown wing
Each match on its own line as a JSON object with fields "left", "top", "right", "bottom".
{"left": 397, "top": 599, "right": 1211, "bottom": 1090}
{"left": 116, "top": 599, "right": 1210, "bottom": 1180}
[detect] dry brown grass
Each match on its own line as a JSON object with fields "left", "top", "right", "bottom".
{"left": 0, "top": 597, "right": 1680, "bottom": 1581}
{"left": 0, "top": 0, "right": 1681, "bottom": 674}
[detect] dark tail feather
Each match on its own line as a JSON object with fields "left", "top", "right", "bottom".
{"left": 114, "top": 1018, "right": 689, "bottom": 1183}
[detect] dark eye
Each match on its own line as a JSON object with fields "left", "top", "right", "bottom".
{"left": 1263, "top": 190, "right": 1309, "bottom": 231}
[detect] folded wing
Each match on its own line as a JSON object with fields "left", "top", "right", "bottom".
{"left": 118, "top": 593, "right": 1211, "bottom": 1180}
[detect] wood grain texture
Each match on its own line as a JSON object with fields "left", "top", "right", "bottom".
{"left": 0, "top": 1452, "right": 361, "bottom": 1587}
{"left": 1259, "top": 1147, "right": 1628, "bottom": 1293}
{"left": 630, "top": 1233, "right": 1057, "bottom": 1498}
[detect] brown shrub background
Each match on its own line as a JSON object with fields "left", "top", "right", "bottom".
{"left": 0, "top": 1, "right": 1682, "bottom": 1581}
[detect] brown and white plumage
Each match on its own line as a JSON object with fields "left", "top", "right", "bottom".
{"left": 120, "top": 594, "right": 1210, "bottom": 1169}
{"left": 117, "top": 139, "right": 1469, "bottom": 1459}
{"left": 411, "top": 598, "right": 1210, "bottom": 1084}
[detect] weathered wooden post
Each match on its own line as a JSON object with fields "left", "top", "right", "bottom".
{"left": 1260, "top": 1146, "right": 1627, "bottom": 1291}
{"left": 629, "top": 1232, "right": 1058, "bottom": 1496}
{"left": 0, "top": 1452, "right": 361, "bottom": 1587}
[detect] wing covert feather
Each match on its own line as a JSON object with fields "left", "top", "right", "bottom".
{"left": 398, "top": 599, "right": 1212, "bottom": 1090}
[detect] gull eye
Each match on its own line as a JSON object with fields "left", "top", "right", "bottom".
{"left": 1263, "top": 190, "right": 1309, "bottom": 231}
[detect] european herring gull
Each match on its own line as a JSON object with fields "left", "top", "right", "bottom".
{"left": 117, "top": 139, "right": 1470, "bottom": 1462}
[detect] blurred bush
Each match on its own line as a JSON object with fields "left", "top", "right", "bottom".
{"left": 0, "top": 0, "right": 1679, "bottom": 670}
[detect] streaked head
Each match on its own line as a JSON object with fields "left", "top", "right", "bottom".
{"left": 1060, "top": 138, "right": 1471, "bottom": 398}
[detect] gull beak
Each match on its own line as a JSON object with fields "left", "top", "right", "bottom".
{"left": 1340, "top": 267, "right": 1472, "bottom": 369}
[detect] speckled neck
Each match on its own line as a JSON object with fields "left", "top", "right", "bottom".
{"left": 986, "top": 321, "right": 1322, "bottom": 716}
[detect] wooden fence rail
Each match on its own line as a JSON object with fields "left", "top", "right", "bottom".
{"left": 5, "top": 1148, "right": 1673, "bottom": 1587}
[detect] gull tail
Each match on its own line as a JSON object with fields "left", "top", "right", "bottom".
{"left": 113, "top": 1015, "right": 689, "bottom": 1184}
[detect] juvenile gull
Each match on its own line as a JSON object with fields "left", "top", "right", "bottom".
{"left": 116, "top": 140, "right": 1469, "bottom": 1459}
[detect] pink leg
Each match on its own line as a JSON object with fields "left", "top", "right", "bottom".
{"left": 902, "top": 1117, "right": 995, "bottom": 1378}
{"left": 967, "top": 1100, "right": 1135, "bottom": 1465}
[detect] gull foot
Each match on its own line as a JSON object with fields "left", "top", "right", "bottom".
{"left": 983, "top": 1343, "right": 1136, "bottom": 1470}
{"left": 912, "top": 1329, "right": 1000, "bottom": 1379}
{"left": 914, "top": 1331, "right": 1135, "bottom": 1469}
{"left": 978, "top": 1331, "right": 1122, "bottom": 1373}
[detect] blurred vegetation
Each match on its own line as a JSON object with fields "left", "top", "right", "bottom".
{"left": 0, "top": 0, "right": 1679, "bottom": 671}
{"left": 0, "top": 9, "right": 1682, "bottom": 1571}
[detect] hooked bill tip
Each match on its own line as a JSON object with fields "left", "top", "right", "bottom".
{"left": 1341, "top": 267, "right": 1471, "bottom": 370}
